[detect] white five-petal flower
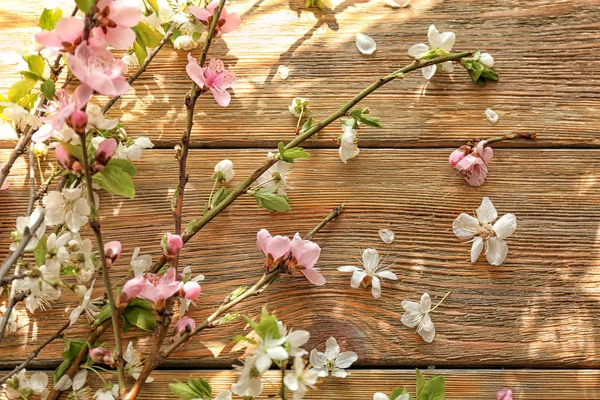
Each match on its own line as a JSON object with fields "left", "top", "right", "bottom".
{"left": 309, "top": 337, "right": 358, "bottom": 378}
{"left": 69, "top": 280, "right": 96, "bottom": 326}
{"left": 45, "top": 186, "right": 90, "bottom": 233}
{"left": 338, "top": 248, "right": 397, "bottom": 299}
{"left": 284, "top": 356, "right": 319, "bottom": 400}
{"left": 256, "top": 152, "right": 292, "bottom": 195}
{"left": 452, "top": 196, "right": 517, "bottom": 266}
{"left": 9, "top": 206, "right": 46, "bottom": 252}
{"left": 401, "top": 292, "right": 438, "bottom": 343}
{"left": 231, "top": 354, "right": 264, "bottom": 398}
{"left": 123, "top": 342, "right": 154, "bottom": 383}
{"left": 408, "top": 24, "right": 456, "bottom": 79}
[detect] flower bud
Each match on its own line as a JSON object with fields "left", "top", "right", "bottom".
{"left": 92, "top": 138, "right": 118, "bottom": 172}
{"left": 104, "top": 240, "right": 122, "bottom": 264}
{"left": 173, "top": 316, "right": 196, "bottom": 337}
{"left": 69, "top": 109, "right": 88, "bottom": 133}
{"left": 496, "top": 389, "right": 513, "bottom": 400}
{"left": 181, "top": 281, "right": 201, "bottom": 300}
{"left": 89, "top": 348, "right": 114, "bottom": 365}
{"left": 55, "top": 145, "right": 79, "bottom": 172}
{"left": 213, "top": 159, "right": 234, "bottom": 183}
{"left": 448, "top": 145, "right": 470, "bottom": 166}
{"left": 74, "top": 284, "right": 88, "bottom": 299}
{"left": 174, "top": 35, "right": 198, "bottom": 51}
{"left": 163, "top": 233, "right": 183, "bottom": 259}
{"left": 117, "top": 276, "right": 145, "bottom": 307}
{"left": 479, "top": 52, "right": 494, "bottom": 68}
{"left": 34, "top": 142, "right": 48, "bottom": 158}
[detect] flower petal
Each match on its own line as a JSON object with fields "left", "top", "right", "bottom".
{"left": 493, "top": 213, "right": 517, "bottom": 240}
{"left": 210, "top": 87, "right": 232, "bottom": 107}
{"left": 486, "top": 237, "right": 509, "bottom": 266}
{"left": 401, "top": 300, "right": 420, "bottom": 312}
{"left": 301, "top": 268, "right": 326, "bottom": 286}
{"left": 471, "top": 236, "right": 484, "bottom": 262}
{"left": 220, "top": 13, "right": 242, "bottom": 34}
{"left": 324, "top": 337, "right": 340, "bottom": 359}
{"left": 371, "top": 276, "right": 381, "bottom": 299}
{"left": 437, "top": 31, "right": 456, "bottom": 51}
{"left": 476, "top": 196, "right": 497, "bottom": 223}
{"left": 419, "top": 322, "right": 436, "bottom": 343}
{"left": 452, "top": 213, "right": 479, "bottom": 240}
{"left": 377, "top": 270, "right": 397, "bottom": 280}
{"left": 335, "top": 351, "right": 358, "bottom": 368}
{"left": 350, "top": 270, "right": 367, "bottom": 288}
{"left": 408, "top": 43, "right": 429, "bottom": 58}
{"left": 421, "top": 65, "right": 436, "bottom": 80}
{"left": 420, "top": 293, "right": 431, "bottom": 313}
{"left": 401, "top": 310, "right": 420, "bottom": 328}
{"left": 331, "top": 368, "right": 348, "bottom": 378}
{"left": 427, "top": 24, "right": 441, "bottom": 48}
{"left": 355, "top": 33, "right": 376, "bottom": 55}
{"left": 337, "top": 265, "right": 360, "bottom": 272}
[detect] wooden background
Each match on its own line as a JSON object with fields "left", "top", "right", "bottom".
{"left": 1, "top": 0, "right": 600, "bottom": 398}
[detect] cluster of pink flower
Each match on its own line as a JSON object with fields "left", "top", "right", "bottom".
{"left": 448, "top": 140, "right": 493, "bottom": 186}
{"left": 32, "top": 0, "right": 142, "bottom": 143}
{"left": 257, "top": 229, "right": 326, "bottom": 286}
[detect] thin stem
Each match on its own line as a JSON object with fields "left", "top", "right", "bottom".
{"left": 0, "top": 320, "right": 70, "bottom": 383}
{"left": 429, "top": 291, "right": 451, "bottom": 313}
{"left": 206, "top": 178, "right": 219, "bottom": 210}
{"left": 78, "top": 131, "right": 127, "bottom": 395}
{"left": 295, "top": 108, "right": 304, "bottom": 131}
{"left": 101, "top": 24, "right": 177, "bottom": 114}
{"left": 0, "top": 292, "right": 27, "bottom": 344}
{"left": 481, "top": 132, "right": 537, "bottom": 145}
{"left": 0, "top": 211, "right": 46, "bottom": 282}
{"left": 280, "top": 361, "right": 287, "bottom": 400}
{"left": 304, "top": 204, "right": 344, "bottom": 241}
{"left": 151, "top": 51, "right": 474, "bottom": 273}
{"left": 27, "top": 145, "right": 36, "bottom": 215}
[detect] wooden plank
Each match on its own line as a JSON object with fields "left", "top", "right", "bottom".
{"left": 1, "top": 149, "right": 599, "bottom": 368}
{"left": 1, "top": 0, "right": 599, "bottom": 149}
{"left": 16, "top": 369, "right": 600, "bottom": 399}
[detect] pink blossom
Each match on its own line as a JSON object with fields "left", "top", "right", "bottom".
{"left": 137, "top": 268, "right": 182, "bottom": 308}
{"left": 174, "top": 316, "right": 196, "bottom": 336}
{"left": 90, "top": 0, "right": 142, "bottom": 50}
{"left": 35, "top": 17, "right": 84, "bottom": 53}
{"left": 448, "top": 145, "right": 470, "bottom": 166}
{"left": 256, "top": 229, "right": 292, "bottom": 265}
{"left": 93, "top": 138, "right": 117, "bottom": 171}
{"left": 189, "top": 0, "right": 241, "bottom": 34}
{"left": 455, "top": 140, "right": 493, "bottom": 187}
{"left": 496, "top": 388, "right": 513, "bottom": 400}
{"left": 476, "top": 140, "right": 493, "bottom": 164}
{"left": 67, "top": 44, "right": 129, "bottom": 96}
{"left": 33, "top": 85, "right": 92, "bottom": 143}
{"left": 118, "top": 276, "right": 146, "bottom": 307}
{"left": 181, "top": 281, "right": 201, "bottom": 300}
{"left": 290, "top": 233, "right": 325, "bottom": 286}
{"left": 163, "top": 233, "right": 184, "bottom": 259}
{"left": 89, "top": 348, "right": 114, "bottom": 365}
{"left": 104, "top": 240, "right": 121, "bottom": 263}
{"left": 186, "top": 54, "right": 236, "bottom": 107}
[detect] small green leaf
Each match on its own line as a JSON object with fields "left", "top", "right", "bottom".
{"left": 54, "top": 359, "right": 71, "bottom": 384}
{"left": 391, "top": 388, "right": 412, "bottom": 400}
{"left": 279, "top": 145, "right": 310, "bottom": 163}
{"left": 169, "top": 380, "right": 201, "bottom": 400}
{"left": 54, "top": 339, "right": 84, "bottom": 383}
{"left": 229, "top": 286, "right": 247, "bottom": 301}
{"left": 219, "top": 313, "right": 240, "bottom": 325}
{"left": 95, "top": 304, "right": 111, "bottom": 326}
{"left": 39, "top": 8, "right": 63, "bottom": 30}
{"left": 419, "top": 376, "right": 445, "bottom": 400}
{"left": 253, "top": 186, "right": 291, "bottom": 212}
{"left": 8, "top": 78, "right": 37, "bottom": 104}
{"left": 133, "top": 21, "right": 163, "bottom": 48}
{"left": 75, "top": 0, "right": 95, "bottom": 13}
{"left": 300, "top": 116, "right": 315, "bottom": 133}
{"left": 121, "top": 303, "right": 156, "bottom": 332}
{"left": 41, "top": 79, "right": 56, "bottom": 100}
{"left": 33, "top": 235, "right": 47, "bottom": 266}
{"left": 20, "top": 71, "right": 43, "bottom": 82}
{"left": 416, "top": 369, "right": 426, "bottom": 395}
{"left": 211, "top": 186, "right": 232, "bottom": 208}
{"left": 94, "top": 162, "right": 136, "bottom": 199}
{"left": 133, "top": 39, "right": 148, "bottom": 65}
{"left": 254, "top": 307, "right": 281, "bottom": 339}
{"left": 146, "top": 0, "right": 160, "bottom": 15}
{"left": 233, "top": 335, "right": 258, "bottom": 345}
{"left": 23, "top": 55, "right": 45, "bottom": 77}
{"left": 351, "top": 109, "right": 383, "bottom": 128}
{"left": 187, "top": 377, "right": 211, "bottom": 398}
{"left": 129, "top": 298, "right": 153, "bottom": 309}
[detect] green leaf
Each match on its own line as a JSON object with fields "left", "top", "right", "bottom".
{"left": 94, "top": 162, "right": 136, "bottom": 199}
{"left": 39, "top": 7, "right": 63, "bottom": 30}
{"left": 95, "top": 304, "right": 111, "bottom": 325}
{"left": 33, "top": 235, "right": 47, "bottom": 267}
{"left": 134, "top": 21, "right": 163, "bottom": 48}
{"left": 187, "top": 377, "right": 211, "bottom": 398}
{"left": 233, "top": 335, "right": 258, "bottom": 345}
{"left": 106, "top": 158, "right": 136, "bottom": 176}
{"left": 146, "top": 0, "right": 160, "bottom": 15}
{"left": 121, "top": 303, "right": 156, "bottom": 332}
{"left": 8, "top": 78, "right": 36, "bottom": 104}
{"left": 54, "top": 359, "right": 71, "bottom": 384}
{"left": 211, "top": 186, "right": 232, "bottom": 208}
{"left": 300, "top": 116, "right": 315, "bottom": 133}
{"left": 253, "top": 186, "right": 291, "bottom": 212}
{"left": 23, "top": 55, "right": 45, "bottom": 77}
{"left": 278, "top": 144, "right": 310, "bottom": 163}
{"left": 255, "top": 307, "right": 281, "bottom": 339}
{"left": 351, "top": 109, "right": 383, "bottom": 128}
{"left": 133, "top": 39, "right": 148, "bottom": 65}
{"left": 55, "top": 339, "right": 84, "bottom": 383}
{"left": 20, "top": 71, "right": 43, "bottom": 82}
{"left": 416, "top": 369, "right": 426, "bottom": 395}
{"left": 129, "top": 298, "right": 153, "bottom": 309}
{"left": 416, "top": 369, "right": 445, "bottom": 400}
{"left": 391, "top": 388, "right": 412, "bottom": 400}
{"left": 41, "top": 79, "right": 56, "bottom": 100}
{"left": 169, "top": 380, "right": 201, "bottom": 400}
{"left": 75, "top": 0, "right": 95, "bottom": 13}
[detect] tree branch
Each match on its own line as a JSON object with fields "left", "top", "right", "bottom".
{"left": 0, "top": 210, "right": 46, "bottom": 282}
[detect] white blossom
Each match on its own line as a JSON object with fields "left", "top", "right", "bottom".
{"left": 452, "top": 196, "right": 517, "bottom": 266}
{"left": 13, "top": 266, "right": 61, "bottom": 313}
{"left": 44, "top": 232, "right": 71, "bottom": 271}
{"left": 86, "top": 104, "right": 119, "bottom": 131}
{"left": 123, "top": 342, "right": 154, "bottom": 383}
{"left": 92, "top": 136, "right": 154, "bottom": 162}
{"left": 288, "top": 98, "right": 310, "bottom": 118}
{"left": 284, "top": 356, "right": 318, "bottom": 400}
{"left": 231, "top": 354, "right": 264, "bottom": 397}
{"left": 9, "top": 206, "right": 46, "bottom": 252}
{"left": 355, "top": 33, "right": 376, "bottom": 55}
{"left": 401, "top": 292, "right": 436, "bottom": 343}
{"left": 0, "top": 305, "right": 17, "bottom": 333}
{"left": 69, "top": 280, "right": 97, "bottom": 326}
{"left": 3, "top": 369, "right": 49, "bottom": 400}
{"left": 479, "top": 52, "right": 494, "bottom": 68}
{"left": 93, "top": 385, "right": 118, "bottom": 400}
{"left": 256, "top": 152, "right": 292, "bottom": 195}
{"left": 254, "top": 332, "right": 288, "bottom": 374}
{"left": 309, "top": 337, "right": 358, "bottom": 378}
{"left": 408, "top": 24, "right": 456, "bottom": 79}
{"left": 130, "top": 247, "right": 152, "bottom": 276}
{"left": 338, "top": 123, "right": 360, "bottom": 163}
{"left": 338, "top": 248, "right": 397, "bottom": 299}
{"left": 214, "top": 159, "right": 235, "bottom": 183}
{"left": 45, "top": 186, "right": 90, "bottom": 233}
{"left": 174, "top": 35, "right": 198, "bottom": 51}
{"left": 214, "top": 391, "right": 233, "bottom": 400}
{"left": 0, "top": 102, "right": 42, "bottom": 129}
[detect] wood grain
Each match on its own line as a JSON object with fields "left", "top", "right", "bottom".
{"left": 1, "top": 0, "right": 599, "bottom": 149}
{"left": 35, "top": 369, "right": 600, "bottom": 399}
{"left": 1, "top": 149, "right": 599, "bottom": 369}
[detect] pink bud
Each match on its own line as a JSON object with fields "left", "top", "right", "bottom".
{"left": 117, "top": 276, "right": 146, "bottom": 307}
{"left": 496, "top": 388, "right": 513, "bottom": 400}
{"left": 476, "top": 140, "right": 494, "bottom": 165}
{"left": 55, "top": 145, "right": 78, "bottom": 171}
{"left": 174, "top": 316, "right": 196, "bottom": 336}
{"left": 181, "top": 281, "right": 201, "bottom": 300}
{"left": 104, "top": 240, "right": 121, "bottom": 263}
{"left": 448, "top": 145, "right": 470, "bottom": 166}
{"left": 69, "top": 109, "right": 88, "bottom": 133}
{"left": 93, "top": 138, "right": 117, "bottom": 171}
{"left": 163, "top": 233, "right": 183, "bottom": 259}
{"left": 89, "top": 348, "right": 114, "bottom": 365}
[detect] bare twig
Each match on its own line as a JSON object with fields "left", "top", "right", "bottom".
{"left": 0, "top": 292, "right": 28, "bottom": 344}
{"left": 304, "top": 204, "right": 344, "bottom": 240}
{"left": 0, "top": 210, "right": 46, "bottom": 282}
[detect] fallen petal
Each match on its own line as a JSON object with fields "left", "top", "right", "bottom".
{"left": 356, "top": 33, "right": 376, "bottom": 55}
{"left": 485, "top": 108, "right": 499, "bottom": 124}
{"left": 378, "top": 228, "right": 395, "bottom": 244}
{"left": 277, "top": 65, "right": 290, "bottom": 79}
{"left": 384, "top": 0, "right": 410, "bottom": 8}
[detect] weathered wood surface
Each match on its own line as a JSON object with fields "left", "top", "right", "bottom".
{"left": 41, "top": 369, "right": 600, "bottom": 399}
{"left": 1, "top": 149, "right": 599, "bottom": 369}
{"left": 1, "top": 0, "right": 600, "bottom": 149}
